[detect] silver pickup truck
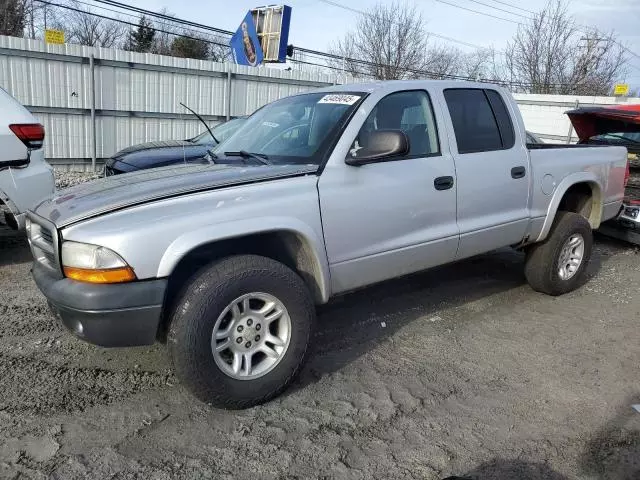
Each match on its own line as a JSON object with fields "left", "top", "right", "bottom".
{"left": 26, "top": 81, "right": 627, "bottom": 408}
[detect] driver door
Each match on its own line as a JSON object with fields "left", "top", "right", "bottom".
{"left": 318, "top": 89, "right": 459, "bottom": 294}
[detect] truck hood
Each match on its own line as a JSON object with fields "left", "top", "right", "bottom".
{"left": 107, "top": 141, "right": 210, "bottom": 172}
{"left": 35, "top": 163, "right": 318, "bottom": 228}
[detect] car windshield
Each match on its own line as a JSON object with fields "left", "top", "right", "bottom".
{"left": 212, "top": 92, "right": 364, "bottom": 165}
{"left": 191, "top": 117, "right": 247, "bottom": 145}
{"left": 590, "top": 132, "right": 640, "bottom": 144}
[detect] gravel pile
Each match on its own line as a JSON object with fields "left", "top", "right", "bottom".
{"left": 54, "top": 171, "right": 101, "bottom": 190}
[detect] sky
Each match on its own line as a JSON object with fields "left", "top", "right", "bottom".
{"left": 120, "top": 0, "right": 640, "bottom": 84}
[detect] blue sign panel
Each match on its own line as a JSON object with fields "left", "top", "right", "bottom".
{"left": 276, "top": 5, "right": 292, "bottom": 63}
{"left": 230, "top": 12, "right": 264, "bottom": 67}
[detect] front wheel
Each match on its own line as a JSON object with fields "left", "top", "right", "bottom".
{"left": 524, "top": 211, "right": 593, "bottom": 296}
{"left": 168, "top": 255, "right": 315, "bottom": 409}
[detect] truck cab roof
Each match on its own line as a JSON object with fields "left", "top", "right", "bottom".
{"left": 314, "top": 79, "right": 504, "bottom": 96}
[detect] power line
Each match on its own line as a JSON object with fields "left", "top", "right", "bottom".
{"left": 430, "top": 0, "right": 640, "bottom": 70}
{"left": 433, "top": 0, "right": 523, "bottom": 24}
{"left": 483, "top": 0, "right": 535, "bottom": 15}
{"left": 89, "top": 0, "right": 233, "bottom": 36}
{"left": 315, "top": 0, "right": 487, "bottom": 51}
{"left": 38, "top": 0, "right": 617, "bottom": 90}
{"left": 61, "top": 0, "right": 143, "bottom": 22}
{"left": 35, "top": 0, "right": 230, "bottom": 48}
{"left": 458, "top": 0, "right": 532, "bottom": 20}
{"left": 289, "top": 58, "right": 372, "bottom": 78}
{"left": 294, "top": 49, "right": 575, "bottom": 88}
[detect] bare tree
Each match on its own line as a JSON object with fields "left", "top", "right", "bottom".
{"left": 458, "top": 48, "right": 495, "bottom": 80}
{"left": 329, "top": 1, "right": 432, "bottom": 80}
{"left": 60, "top": 1, "right": 126, "bottom": 48}
{"left": 209, "top": 35, "right": 231, "bottom": 62}
{"left": 423, "top": 44, "right": 462, "bottom": 78}
{"left": 150, "top": 8, "right": 177, "bottom": 56}
{"left": 505, "top": 0, "right": 626, "bottom": 94}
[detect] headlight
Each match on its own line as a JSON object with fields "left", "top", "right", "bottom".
{"left": 61, "top": 241, "right": 136, "bottom": 284}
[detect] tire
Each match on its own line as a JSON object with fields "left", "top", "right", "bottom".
{"left": 524, "top": 211, "right": 593, "bottom": 296}
{"left": 168, "top": 254, "right": 315, "bottom": 409}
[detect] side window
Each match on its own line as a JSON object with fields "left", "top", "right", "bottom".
{"left": 485, "top": 89, "right": 515, "bottom": 149}
{"left": 351, "top": 90, "right": 440, "bottom": 159}
{"left": 444, "top": 88, "right": 503, "bottom": 154}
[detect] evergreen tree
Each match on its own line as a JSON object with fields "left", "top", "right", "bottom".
{"left": 171, "top": 34, "right": 209, "bottom": 60}
{"left": 127, "top": 15, "right": 155, "bottom": 53}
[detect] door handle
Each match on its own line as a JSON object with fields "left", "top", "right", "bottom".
{"left": 434, "top": 176, "right": 454, "bottom": 191}
{"left": 511, "top": 166, "right": 526, "bottom": 179}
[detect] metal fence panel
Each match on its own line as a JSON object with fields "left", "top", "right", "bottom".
{"left": 4, "top": 35, "right": 640, "bottom": 170}
{"left": 0, "top": 35, "right": 342, "bottom": 169}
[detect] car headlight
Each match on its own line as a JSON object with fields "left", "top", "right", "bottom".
{"left": 61, "top": 241, "right": 136, "bottom": 284}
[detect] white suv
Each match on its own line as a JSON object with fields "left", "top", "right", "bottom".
{"left": 0, "top": 87, "right": 55, "bottom": 230}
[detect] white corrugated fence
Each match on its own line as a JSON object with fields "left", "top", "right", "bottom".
{"left": 0, "top": 35, "right": 342, "bottom": 170}
{"left": 1, "top": 35, "right": 639, "bottom": 170}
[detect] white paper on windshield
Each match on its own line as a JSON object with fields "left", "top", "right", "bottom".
{"left": 262, "top": 121, "right": 279, "bottom": 128}
{"left": 318, "top": 94, "right": 360, "bottom": 105}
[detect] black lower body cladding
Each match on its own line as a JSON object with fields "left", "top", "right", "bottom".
{"left": 32, "top": 262, "right": 167, "bottom": 347}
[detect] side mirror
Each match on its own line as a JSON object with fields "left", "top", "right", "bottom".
{"left": 345, "top": 130, "right": 410, "bottom": 166}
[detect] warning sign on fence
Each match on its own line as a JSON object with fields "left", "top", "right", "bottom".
{"left": 45, "top": 29, "right": 65, "bottom": 45}
{"left": 614, "top": 84, "right": 629, "bottom": 96}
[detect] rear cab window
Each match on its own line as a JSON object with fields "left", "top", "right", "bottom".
{"left": 444, "top": 88, "right": 516, "bottom": 154}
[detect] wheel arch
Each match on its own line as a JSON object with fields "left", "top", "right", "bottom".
{"left": 157, "top": 217, "right": 331, "bottom": 305}
{"left": 536, "top": 173, "right": 603, "bottom": 242}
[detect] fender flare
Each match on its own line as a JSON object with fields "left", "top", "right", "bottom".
{"left": 535, "top": 172, "right": 603, "bottom": 242}
{"left": 156, "top": 216, "right": 332, "bottom": 303}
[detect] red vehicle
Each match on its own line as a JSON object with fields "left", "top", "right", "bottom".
{"left": 567, "top": 104, "right": 640, "bottom": 240}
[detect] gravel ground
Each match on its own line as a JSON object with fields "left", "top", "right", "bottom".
{"left": 1, "top": 225, "right": 639, "bottom": 480}
{"left": 54, "top": 171, "right": 101, "bottom": 190}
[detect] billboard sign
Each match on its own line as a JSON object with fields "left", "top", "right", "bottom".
{"left": 230, "top": 11, "right": 264, "bottom": 67}
{"left": 250, "top": 5, "right": 292, "bottom": 63}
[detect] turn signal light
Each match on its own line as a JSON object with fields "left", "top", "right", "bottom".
{"left": 63, "top": 266, "right": 136, "bottom": 284}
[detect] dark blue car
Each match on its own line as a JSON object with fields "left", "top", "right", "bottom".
{"left": 104, "top": 117, "right": 247, "bottom": 176}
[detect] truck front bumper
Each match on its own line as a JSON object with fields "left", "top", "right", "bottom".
{"left": 32, "top": 263, "right": 167, "bottom": 347}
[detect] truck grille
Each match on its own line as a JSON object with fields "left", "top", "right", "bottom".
{"left": 40, "top": 227, "right": 53, "bottom": 244}
{"left": 27, "top": 214, "right": 61, "bottom": 274}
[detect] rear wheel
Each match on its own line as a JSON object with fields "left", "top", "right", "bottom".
{"left": 168, "top": 254, "right": 315, "bottom": 409}
{"left": 524, "top": 211, "right": 593, "bottom": 296}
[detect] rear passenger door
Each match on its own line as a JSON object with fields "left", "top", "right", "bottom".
{"left": 442, "top": 88, "right": 530, "bottom": 259}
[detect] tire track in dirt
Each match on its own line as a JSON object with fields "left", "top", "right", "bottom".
{"left": 0, "top": 353, "right": 174, "bottom": 415}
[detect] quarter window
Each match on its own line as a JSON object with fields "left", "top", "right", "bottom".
{"left": 485, "top": 90, "right": 515, "bottom": 149}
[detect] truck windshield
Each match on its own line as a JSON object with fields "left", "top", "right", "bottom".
{"left": 212, "top": 92, "right": 364, "bottom": 165}
{"left": 190, "top": 117, "right": 247, "bottom": 145}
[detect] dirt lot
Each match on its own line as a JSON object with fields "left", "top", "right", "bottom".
{"left": 1, "top": 225, "right": 639, "bottom": 480}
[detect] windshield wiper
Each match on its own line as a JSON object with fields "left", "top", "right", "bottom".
{"left": 180, "top": 102, "right": 219, "bottom": 144}
{"left": 224, "top": 150, "right": 271, "bottom": 165}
